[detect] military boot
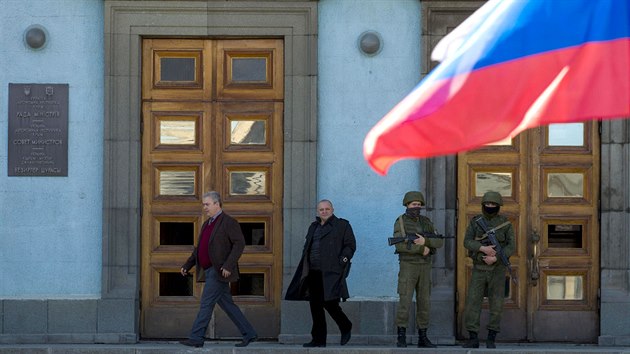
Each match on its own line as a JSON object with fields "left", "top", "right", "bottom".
{"left": 417, "top": 328, "right": 437, "bottom": 348}
{"left": 462, "top": 331, "right": 479, "bottom": 348}
{"left": 486, "top": 329, "right": 498, "bottom": 349}
{"left": 396, "top": 327, "right": 407, "bottom": 348}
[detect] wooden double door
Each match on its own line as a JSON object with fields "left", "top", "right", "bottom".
{"left": 457, "top": 122, "right": 600, "bottom": 342}
{"left": 140, "top": 38, "right": 284, "bottom": 339}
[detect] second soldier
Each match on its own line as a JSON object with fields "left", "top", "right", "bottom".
{"left": 391, "top": 191, "right": 444, "bottom": 348}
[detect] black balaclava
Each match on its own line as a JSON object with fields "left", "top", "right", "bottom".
{"left": 405, "top": 207, "right": 422, "bottom": 218}
{"left": 482, "top": 204, "right": 500, "bottom": 217}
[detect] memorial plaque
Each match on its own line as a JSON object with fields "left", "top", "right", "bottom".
{"left": 8, "top": 83, "right": 68, "bottom": 176}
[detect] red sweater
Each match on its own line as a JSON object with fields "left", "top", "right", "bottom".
{"left": 198, "top": 216, "right": 219, "bottom": 269}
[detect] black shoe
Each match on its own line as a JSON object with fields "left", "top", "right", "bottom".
{"left": 179, "top": 339, "right": 203, "bottom": 348}
{"left": 417, "top": 328, "right": 437, "bottom": 348}
{"left": 462, "top": 331, "right": 479, "bottom": 348}
{"left": 418, "top": 338, "right": 438, "bottom": 348}
{"left": 235, "top": 335, "right": 257, "bottom": 347}
{"left": 462, "top": 338, "right": 479, "bottom": 348}
{"left": 396, "top": 326, "right": 407, "bottom": 348}
{"left": 303, "top": 340, "right": 326, "bottom": 347}
{"left": 340, "top": 330, "right": 351, "bottom": 345}
{"left": 486, "top": 329, "right": 498, "bottom": 349}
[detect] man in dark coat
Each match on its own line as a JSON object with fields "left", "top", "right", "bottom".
{"left": 285, "top": 199, "right": 356, "bottom": 347}
{"left": 178, "top": 191, "right": 257, "bottom": 348}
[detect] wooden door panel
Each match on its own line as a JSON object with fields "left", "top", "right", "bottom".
{"left": 529, "top": 123, "right": 599, "bottom": 342}
{"left": 142, "top": 39, "right": 213, "bottom": 101}
{"left": 216, "top": 39, "right": 284, "bottom": 101}
{"left": 457, "top": 122, "right": 599, "bottom": 342}
{"left": 143, "top": 307, "right": 200, "bottom": 339}
{"left": 533, "top": 311, "right": 598, "bottom": 342}
{"left": 141, "top": 38, "right": 283, "bottom": 339}
{"left": 457, "top": 136, "right": 527, "bottom": 341}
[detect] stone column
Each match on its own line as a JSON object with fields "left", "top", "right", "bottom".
{"left": 599, "top": 118, "right": 630, "bottom": 346}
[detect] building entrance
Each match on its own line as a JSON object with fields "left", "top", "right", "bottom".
{"left": 140, "top": 38, "right": 284, "bottom": 339}
{"left": 457, "top": 122, "right": 600, "bottom": 342}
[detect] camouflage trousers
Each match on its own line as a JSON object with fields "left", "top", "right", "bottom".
{"left": 395, "top": 261, "right": 432, "bottom": 328}
{"left": 464, "top": 265, "right": 507, "bottom": 333}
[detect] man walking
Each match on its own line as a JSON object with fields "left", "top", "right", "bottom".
{"left": 179, "top": 191, "right": 257, "bottom": 348}
{"left": 285, "top": 199, "right": 356, "bottom": 347}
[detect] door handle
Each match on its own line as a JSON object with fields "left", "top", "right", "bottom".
{"left": 530, "top": 230, "right": 540, "bottom": 285}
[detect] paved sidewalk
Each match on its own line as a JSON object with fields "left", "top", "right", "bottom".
{"left": 1, "top": 341, "right": 630, "bottom": 354}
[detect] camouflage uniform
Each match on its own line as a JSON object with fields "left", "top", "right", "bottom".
{"left": 393, "top": 192, "right": 444, "bottom": 347}
{"left": 462, "top": 191, "right": 515, "bottom": 347}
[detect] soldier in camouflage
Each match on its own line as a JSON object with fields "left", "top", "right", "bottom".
{"left": 392, "top": 191, "right": 444, "bottom": 348}
{"left": 462, "top": 191, "right": 515, "bottom": 349}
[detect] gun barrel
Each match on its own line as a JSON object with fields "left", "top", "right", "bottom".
{"left": 419, "top": 233, "right": 455, "bottom": 238}
{"left": 387, "top": 237, "right": 405, "bottom": 246}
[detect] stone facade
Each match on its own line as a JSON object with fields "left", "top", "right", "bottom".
{"left": 1, "top": 0, "right": 629, "bottom": 346}
{"left": 599, "top": 119, "right": 630, "bottom": 346}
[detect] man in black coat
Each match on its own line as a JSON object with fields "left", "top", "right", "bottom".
{"left": 285, "top": 199, "right": 356, "bottom": 347}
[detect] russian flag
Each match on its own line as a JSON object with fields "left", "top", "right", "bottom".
{"left": 364, "top": 0, "right": 630, "bottom": 175}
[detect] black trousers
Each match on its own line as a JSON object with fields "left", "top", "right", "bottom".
{"left": 307, "top": 269, "right": 352, "bottom": 343}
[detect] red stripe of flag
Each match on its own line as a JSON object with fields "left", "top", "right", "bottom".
{"left": 364, "top": 5, "right": 630, "bottom": 175}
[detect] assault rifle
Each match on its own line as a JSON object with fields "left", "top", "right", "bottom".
{"left": 388, "top": 232, "right": 455, "bottom": 249}
{"left": 475, "top": 217, "right": 518, "bottom": 284}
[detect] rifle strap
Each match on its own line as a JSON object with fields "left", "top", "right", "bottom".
{"left": 397, "top": 216, "right": 406, "bottom": 236}
{"left": 474, "top": 219, "right": 511, "bottom": 241}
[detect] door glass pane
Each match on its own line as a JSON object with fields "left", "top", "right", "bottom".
{"left": 547, "top": 173, "right": 583, "bottom": 197}
{"left": 230, "top": 273, "right": 265, "bottom": 296}
{"left": 548, "top": 224, "right": 582, "bottom": 248}
{"left": 160, "top": 222, "right": 194, "bottom": 245}
{"left": 547, "top": 275, "right": 583, "bottom": 300}
{"left": 160, "top": 57, "right": 196, "bottom": 82}
{"left": 232, "top": 57, "right": 267, "bottom": 82}
{"left": 475, "top": 172, "right": 512, "bottom": 197}
{"left": 160, "top": 170, "right": 195, "bottom": 195}
{"left": 548, "top": 123, "right": 584, "bottom": 146}
{"left": 229, "top": 171, "right": 266, "bottom": 195}
{"left": 230, "top": 120, "right": 266, "bottom": 145}
{"left": 159, "top": 272, "right": 193, "bottom": 296}
{"left": 240, "top": 221, "right": 265, "bottom": 245}
{"left": 160, "top": 120, "right": 196, "bottom": 145}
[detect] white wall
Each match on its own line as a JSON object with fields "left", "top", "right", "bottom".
{"left": 318, "top": 0, "right": 423, "bottom": 298}
{"left": 0, "top": 0, "right": 104, "bottom": 298}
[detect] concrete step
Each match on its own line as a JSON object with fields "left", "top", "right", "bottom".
{"left": 1, "top": 342, "right": 630, "bottom": 354}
